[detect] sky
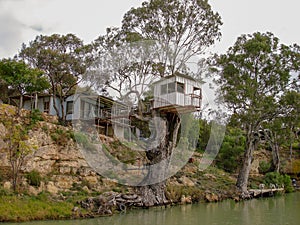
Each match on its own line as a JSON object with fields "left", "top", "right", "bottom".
{"left": 0, "top": 0, "right": 299, "bottom": 59}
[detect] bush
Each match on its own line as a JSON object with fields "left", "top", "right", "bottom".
{"left": 263, "top": 172, "right": 293, "bottom": 193}
{"left": 29, "top": 109, "right": 44, "bottom": 126}
{"left": 215, "top": 127, "right": 245, "bottom": 173}
{"left": 26, "top": 170, "right": 42, "bottom": 187}
{"left": 259, "top": 161, "right": 271, "bottom": 174}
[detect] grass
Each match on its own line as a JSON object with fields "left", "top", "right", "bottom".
{"left": 0, "top": 191, "right": 78, "bottom": 222}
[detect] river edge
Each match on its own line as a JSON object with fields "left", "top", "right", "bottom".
{"left": 1, "top": 184, "right": 297, "bottom": 223}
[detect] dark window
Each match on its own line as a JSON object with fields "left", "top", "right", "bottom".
{"left": 161, "top": 84, "right": 167, "bottom": 95}
{"left": 80, "top": 100, "right": 85, "bottom": 118}
{"left": 177, "top": 82, "right": 185, "bottom": 93}
{"left": 168, "top": 82, "right": 176, "bottom": 93}
{"left": 66, "top": 101, "right": 74, "bottom": 114}
{"left": 44, "top": 101, "right": 50, "bottom": 113}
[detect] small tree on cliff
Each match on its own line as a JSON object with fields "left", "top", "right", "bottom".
{"left": 0, "top": 106, "right": 37, "bottom": 192}
{"left": 212, "top": 32, "right": 300, "bottom": 194}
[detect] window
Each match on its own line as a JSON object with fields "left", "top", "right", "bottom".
{"left": 177, "top": 82, "right": 185, "bottom": 93}
{"left": 66, "top": 101, "right": 74, "bottom": 115}
{"left": 80, "top": 100, "right": 85, "bottom": 118}
{"left": 44, "top": 101, "right": 50, "bottom": 113}
{"left": 168, "top": 83, "right": 176, "bottom": 93}
{"left": 161, "top": 84, "right": 168, "bottom": 95}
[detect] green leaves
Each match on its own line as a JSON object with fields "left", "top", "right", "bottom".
{"left": 0, "top": 58, "right": 49, "bottom": 95}
{"left": 214, "top": 32, "right": 298, "bottom": 126}
{"left": 19, "top": 33, "right": 92, "bottom": 121}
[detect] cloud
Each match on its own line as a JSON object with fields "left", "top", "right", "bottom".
{"left": 0, "top": 12, "right": 25, "bottom": 58}
{"left": 29, "top": 24, "right": 45, "bottom": 32}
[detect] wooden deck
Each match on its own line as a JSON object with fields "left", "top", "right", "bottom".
{"left": 249, "top": 188, "right": 285, "bottom": 197}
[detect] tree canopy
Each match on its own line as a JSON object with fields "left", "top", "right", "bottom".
{"left": 212, "top": 32, "right": 300, "bottom": 193}
{"left": 122, "top": 0, "right": 222, "bottom": 75}
{"left": 18, "top": 33, "right": 92, "bottom": 121}
{"left": 0, "top": 58, "right": 49, "bottom": 111}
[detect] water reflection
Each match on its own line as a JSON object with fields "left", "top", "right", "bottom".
{"left": 3, "top": 192, "right": 300, "bottom": 225}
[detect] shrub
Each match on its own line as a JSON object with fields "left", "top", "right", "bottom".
{"left": 263, "top": 172, "right": 293, "bottom": 193}
{"left": 29, "top": 109, "right": 44, "bottom": 126}
{"left": 259, "top": 161, "right": 271, "bottom": 174}
{"left": 26, "top": 170, "right": 42, "bottom": 187}
{"left": 215, "top": 127, "right": 245, "bottom": 173}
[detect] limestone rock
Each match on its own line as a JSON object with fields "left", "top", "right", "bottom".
{"left": 3, "top": 181, "right": 11, "bottom": 190}
{"left": 54, "top": 175, "right": 77, "bottom": 189}
{"left": 180, "top": 195, "right": 192, "bottom": 204}
{"left": 46, "top": 181, "right": 59, "bottom": 194}
{"left": 179, "top": 176, "right": 195, "bottom": 186}
{"left": 204, "top": 192, "right": 219, "bottom": 202}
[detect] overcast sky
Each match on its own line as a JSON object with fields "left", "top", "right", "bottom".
{"left": 0, "top": 0, "right": 299, "bottom": 59}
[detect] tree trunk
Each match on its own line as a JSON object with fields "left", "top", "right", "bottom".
{"left": 270, "top": 132, "right": 280, "bottom": 173}
{"left": 265, "top": 130, "right": 280, "bottom": 173}
{"left": 18, "top": 95, "right": 23, "bottom": 115}
{"left": 236, "top": 129, "right": 258, "bottom": 194}
{"left": 137, "top": 112, "right": 181, "bottom": 206}
{"left": 34, "top": 92, "right": 38, "bottom": 110}
{"left": 271, "top": 143, "right": 280, "bottom": 173}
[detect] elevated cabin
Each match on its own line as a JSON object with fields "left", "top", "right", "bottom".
{"left": 153, "top": 73, "right": 201, "bottom": 113}
{"left": 10, "top": 93, "right": 130, "bottom": 139}
{"left": 74, "top": 94, "right": 130, "bottom": 138}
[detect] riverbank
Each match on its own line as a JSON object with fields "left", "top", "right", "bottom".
{"left": 0, "top": 164, "right": 296, "bottom": 223}
{"left": 0, "top": 165, "right": 236, "bottom": 222}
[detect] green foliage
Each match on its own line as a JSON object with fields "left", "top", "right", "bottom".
{"left": 25, "top": 170, "right": 42, "bottom": 187}
{"left": 74, "top": 132, "right": 97, "bottom": 152}
{"left": 197, "top": 119, "right": 211, "bottom": 152}
{"left": 0, "top": 58, "right": 50, "bottom": 111}
{"left": 212, "top": 32, "right": 300, "bottom": 191}
{"left": 0, "top": 116, "right": 36, "bottom": 191}
{"left": 215, "top": 127, "right": 245, "bottom": 173}
{"left": 0, "top": 193, "right": 73, "bottom": 222}
{"left": 74, "top": 132, "right": 89, "bottom": 146}
{"left": 263, "top": 172, "right": 293, "bottom": 193}
{"left": 29, "top": 109, "right": 44, "bottom": 128}
{"left": 258, "top": 161, "right": 271, "bottom": 174}
{"left": 19, "top": 33, "right": 92, "bottom": 121}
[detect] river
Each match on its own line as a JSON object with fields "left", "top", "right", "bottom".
{"left": 3, "top": 192, "right": 300, "bottom": 225}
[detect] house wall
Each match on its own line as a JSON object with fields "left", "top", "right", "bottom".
{"left": 153, "top": 76, "right": 201, "bottom": 109}
{"left": 23, "top": 96, "right": 55, "bottom": 115}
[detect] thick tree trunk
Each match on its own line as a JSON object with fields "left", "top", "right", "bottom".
{"left": 138, "top": 112, "right": 181, "bottom": 207}
{"left": 271, "top": 142, "right": 280, "bottom": 173}
{"left": 265, "top": 130, "right": 280, "bottom": 172}
{"left": 236, "top": 129, "right": 258, "bottom": 194}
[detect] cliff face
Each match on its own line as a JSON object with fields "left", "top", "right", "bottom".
{"left": 0, "top": 104, "right": 107, "bottom": 195}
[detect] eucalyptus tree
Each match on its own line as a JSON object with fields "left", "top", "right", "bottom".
{"left": 212, "top": 32, "right": 300, "bottom": 194}
{"left": 90, "top": 27, "right": 161, "bottom": 108}
{"left": 86, "top": 0, "right": 222, "bottom": 206}
{"left": 0, "top": 58, "right": 49, "bottom": 113}
{"left": 280, "top": 90, "right": 300, "bottom": 160}
{"left": 18, "top": 34, "right": 93, "bottom": 122}
{"left": 122, "top": 0, "right": 222, "bottom": 76}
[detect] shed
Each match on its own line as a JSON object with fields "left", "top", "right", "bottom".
{"left": 153, "top": 73, "right": 201, "bottom": 113}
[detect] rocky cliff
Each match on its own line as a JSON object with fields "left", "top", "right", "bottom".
{"left": 0, "top": 104, "right": 115, "bottom": 195}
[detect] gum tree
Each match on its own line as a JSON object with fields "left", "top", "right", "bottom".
{"left": 122, "top": 0, "right": 222, "bottom": 76}
{"left": 19, "top": 34, "right": 92, "bottom": 122}
{"left": 212, "top": 32, "right": 300, "bottom": 194}
{"left": 117, "top": 0, "right": 222, "bottom": 206}
{"left": 0, "top": 59, "right": 49, "bottom": 113}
